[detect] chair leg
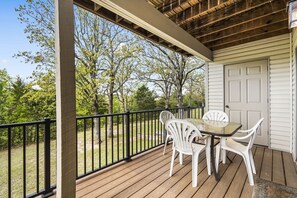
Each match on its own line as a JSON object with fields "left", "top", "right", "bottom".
{"left": 222, "top": 149, "right": 226, "bottom": 164}
{"left": 206, "top": 138, "right": 211, "bottom": 175}
{"left": 169, "top": 148, "right": 176, "bottom": 177}
{"left": 163, "top": 135, "right": 169, "bottom": 155}
{"left": 220, "top": 138, "right": 226, "bottom": 164}
{"left": 249, "top": 150, "right": 256, "bottom": 174}
{"left": 192, "top": 152, "right": 199, "bottom": 187}
{"left": 215, "top": 144, "right": 221, "bottom": 172}
{"left": 242, "top": 154, "right": 254, "bottom": 186}
{"left": 179, "top": 153, "right": 183, "bottom": 165}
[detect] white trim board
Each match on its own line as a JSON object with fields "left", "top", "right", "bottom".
{"left": 93, "top": 0, "right": 213, "bottom": 61}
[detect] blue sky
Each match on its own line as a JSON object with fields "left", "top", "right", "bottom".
{"left": 0, "top": 0, "right": 37, "bottom": 79}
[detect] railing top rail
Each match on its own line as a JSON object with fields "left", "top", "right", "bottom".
{"left": 0, "top": 106, "right": 204, "bottom": 127}
{"left": 0, "top": 119, "right": 55, "bottom": 128}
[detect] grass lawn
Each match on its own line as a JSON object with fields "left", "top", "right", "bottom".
{"left": 0, "top": 109, "right": 202, "bottom": 197}
{"left": 0, "top": 120, "right": 165, "bottom": 198}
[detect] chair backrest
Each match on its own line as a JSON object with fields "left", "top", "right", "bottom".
{"left": 247, "top": 118, "right": 264, "bottom": 149}
{"left": 160, "top": 110, "right": 175, "bottom": 125}
{"left": 202, "top": 110, "right": 229, "bottom": 122}
{"left": 166, "top": 119, "right": 202, "bottom": 154}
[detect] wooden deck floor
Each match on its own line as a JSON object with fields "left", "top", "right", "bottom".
{"left": 54, "top": 145, "right": 297, "bottom": 198}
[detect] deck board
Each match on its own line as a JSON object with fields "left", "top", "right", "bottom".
{"left": 50, "top": 145, "right": 297, "bottom": 198}
{"left": 272, "top": 150, "right": 285, "bottom": 185}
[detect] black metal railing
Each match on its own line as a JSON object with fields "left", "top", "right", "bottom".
{"left": 0, "top": 106, "right": 204, "bottom": 198}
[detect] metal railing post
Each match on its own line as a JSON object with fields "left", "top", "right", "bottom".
{"left": 125, "top": 111, "right": 132, "bottom": 162}
{"left": 43, "top": 118, "right": 54, "bottom": 197}
{"left": 187, "top": 106, "right": 191, "bottom": 118}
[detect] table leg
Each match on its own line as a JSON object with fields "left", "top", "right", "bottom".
{"left": 211, "top": 135, "right": 220, "bottom": 181}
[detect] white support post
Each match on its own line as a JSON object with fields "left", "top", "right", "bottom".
{"left": 55, "top": 0, "right": 76, "bottom": 197}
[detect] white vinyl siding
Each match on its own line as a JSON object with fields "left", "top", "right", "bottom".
{"left": 207, "top": 63, "right": 224, "bottom": 111}
{"left": 206, "top": 34, "right": 291, "bottom": 152}
{"left": 292, "top": 29, "right": 297, "bottom": 161}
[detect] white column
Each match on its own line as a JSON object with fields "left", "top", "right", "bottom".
{"left": 55, "top": 0, "right": 76, "bottom": 197}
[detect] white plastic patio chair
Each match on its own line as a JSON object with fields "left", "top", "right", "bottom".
{"left": 166, "top": 119, "right": 210, "bottom": 187}
{"left": 202, "top": 110, "right": 229, "bottom": 175}
{"left": 215, "top": 118, "right": 264, "bottom": 186}
{"left": 160, "top": 110, "right": 175, "bottom": 155}
{"left": 202, "top": 110, "right": 229, "bottom": 122}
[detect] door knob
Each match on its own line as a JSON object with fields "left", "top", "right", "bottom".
{"left": 225, "top": 105, "right": 230, "bottom": 108}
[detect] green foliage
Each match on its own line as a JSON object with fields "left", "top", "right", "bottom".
{"left": 21, "top": 70, "right": 56, "bottom": 120}
{"left": 0, "top": 69, "right": 11, "bottom": 124}
{"left": 132, "top": 85, "right": 156, "bottom": 111}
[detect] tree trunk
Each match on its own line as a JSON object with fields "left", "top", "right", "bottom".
{"left": 108, "top": 82, "right": 114, "bottom": 137}
{"left": 93, "top": 98, "right": 101, "bottom": 143}
{"left": 177, "top": 85, "right": 184, "bottom": 118}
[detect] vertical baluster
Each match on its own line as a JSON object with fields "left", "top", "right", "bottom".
{"left": 154, "top": 111, "right": 157, "bottom": 146}
{"left": 111, "top": 115, "right": 114, "bottom": 163}
{"left": 36, "top": 124, "right": 40, "bottom": 193}
{"left": 143, "top": 112, "right": 146, "bottom": 150}
{"left": 99, "top": 117, "right": 101, "bottom": 169}
{"left": 131, "top": 113, "right": 134, "bottom": 155}
{"left": 23, "top": 125, "right": 26, "bottom": 197}
{"left": 91, "top": 118, "right": 94, "bottom": 171}
{"left": 135, "top": 113, "right": 138, "bottom": 153}
{"left": 8, "top": 127, "right": 11, "bottom": 198}
{"left": 140, "top": 113, "right": 142, "bottom": 151}
{"left": 44, "top": 118, "right": 52, "bottom": 196}
{"left": 117, "top": 115, "right": 119, "bottom": 161}
{"left": 83, "top": 119, "right": 87, "bottom": 174}
{"left": 202, "top": 106, "right": 204, "bottom": 118}
{"left": 122, "top": 114, "right": 124, "bottom": 160}
{"left": 105, "top": 117, "right": 108, "bottom": 166}
{"left": 125, "top": 111, "right": 131, "bottom": 161}
{"left": 76, "top": 121, "right": 78, "bottom": 177}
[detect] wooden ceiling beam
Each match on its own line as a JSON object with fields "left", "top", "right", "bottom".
{"left": 195, "top": 9, "right": 286, "bottom": 39}
{"left": 162, "top": 0, "right": 202, "bottom": 17}
{"left": 186, "top": 0, "right": 286, "bottom": 34}
{"left": 75, "top": 0, "right": 194, "bottom": 56}
{"left": 209, "top": 27, "right": 289, "bottom": 50}
{"left": 175, "top": 0, "right": 241, "bottom": 25}
{"left": 73, "top": 0, "right": 188, "bottom": 55}
{"left": 203, "top": 20, "right": 288, "bottom": 46}
{"left": 198, "top": 11, "right": 288, "bottom": 43}
{"left": 93, "top": 0, "right": 212, "bottom": 60}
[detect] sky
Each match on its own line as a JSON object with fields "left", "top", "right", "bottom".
{"left": 0, "top": 0, "right": 37, "bottom": 80}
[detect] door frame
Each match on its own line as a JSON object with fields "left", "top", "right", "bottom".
{"left": 223, "top": 58, "right": 270, "bottom": 147}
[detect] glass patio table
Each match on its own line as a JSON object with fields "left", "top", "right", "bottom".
{"left": 186, "top": 119, "right": 242, "bottom": 181}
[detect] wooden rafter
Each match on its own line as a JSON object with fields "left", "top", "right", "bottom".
{"left": 185, "top": 0, "right": 286, "bottom": 34}
{"left": 76, "top": 0, "right": 289, "bottom": 53}
{"left": 73, "top": 0, "right": 191, "bottom": 56}
{"left": 210, "top": 28, "right": 289, "bottom": 50}
{"left": 162, "top": 0, "right": 202, "bottom": 17}
{"left": 195, "top": 9, "right": 286, "bottom": 39}
{"left": 175, "top": 0, "right": 241, "bottom": 25}
{"left": 203, "top": 20, "right": 288, "bottom": 45}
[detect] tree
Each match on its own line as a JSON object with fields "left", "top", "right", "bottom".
{"left": 139, "top": 42, "right": 173, "bottom": 108}
{"left": 21, "top": 70, "right": 56, "bottom": 120}
{"left": 6, "top": 76, "right": 28, "bottom": 123}
{"left": 184, "top": 68, "right": 205, "bottom": 106}
{"left": 0, "top": 69, "right": 11, "bottom": 124}
{"left": 132, "top": 85, "right": 156, "bottom": 111}
{"left": 16, "top": 0, "right": 140, "bottom": 138}
{"left": 141, "top": 41, "right": 205, "bottom": 108}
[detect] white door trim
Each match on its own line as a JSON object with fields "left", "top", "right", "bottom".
{"left": 224, "top": 59, "right": 270, "bottom": 146}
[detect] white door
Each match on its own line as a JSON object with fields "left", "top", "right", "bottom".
{"left": 225, "top": 60, "right": 268, "bottom": 146}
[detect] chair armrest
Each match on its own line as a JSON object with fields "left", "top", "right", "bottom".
{"left": 231, "top": 131, "right": 254, "bottom": 141}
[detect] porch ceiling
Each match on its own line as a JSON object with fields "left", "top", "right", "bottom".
{"left": 74, "top": 0, "right": 289, "bottom": 56}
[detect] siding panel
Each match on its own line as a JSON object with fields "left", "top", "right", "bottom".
{"left": 207, "top": 34, "right": 291, "bottom": 152}
{"left": 292, "top": 29, "right": 297, "bottom": 161}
